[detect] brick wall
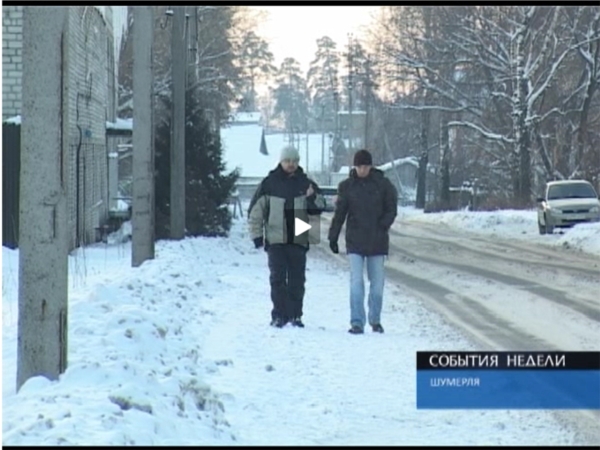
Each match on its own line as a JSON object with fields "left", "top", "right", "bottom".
{"left": 3, "top": 6, "right": 117, "bottom": 250}
{"left": 66, "top": 6, "right": 114, "bottom": 247}
{"left": 2, "top": 6, "right": 23, "bottom": 120}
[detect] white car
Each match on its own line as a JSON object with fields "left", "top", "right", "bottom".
{"left": 536, "top": 180, "right": 600, "bottom": 235}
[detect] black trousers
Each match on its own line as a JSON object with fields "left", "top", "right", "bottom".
{"left": 267, "top": 244, "right": 307, "bottom": 321}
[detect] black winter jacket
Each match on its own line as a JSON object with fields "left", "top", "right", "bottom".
{"left": 248, "top": 164, "right": 326, "bottom": 248}
{"left": 327, "top": 168, "right": 398, "bottom": 256}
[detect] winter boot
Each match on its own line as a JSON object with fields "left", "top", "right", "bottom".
{"left": 371, "top": 324, "right": 384, "bottom": 333}
{"left": 348, "top": 325, "right": 364, "bottom": 334}
{"left": 290, "top": 317, "right": 305, "bottom": 328}
{"left": 270, "top": 317, "right": 288, "bottom": 328}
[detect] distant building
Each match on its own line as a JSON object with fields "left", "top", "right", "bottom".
{"left": 220, "top": 112, "right": 337, "bottom": 201}
{"left": 376, "top": 156, "right": 419, "bottom": 205}
{"left": 220, "top": 112, "right": 275, "bottom": 200}
{"left": 229, "top": 111, "right": 262, "bottom": 125}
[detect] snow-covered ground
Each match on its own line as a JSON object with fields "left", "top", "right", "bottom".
{"left": 401, "top": 206, "right": 600, "bottom": 257}
{"left": 2, "top": 207, "right": 598, "bottom": 445}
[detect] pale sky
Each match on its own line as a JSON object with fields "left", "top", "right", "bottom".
{"left": 250, "top": 6, "right": 382, "bottom": 75}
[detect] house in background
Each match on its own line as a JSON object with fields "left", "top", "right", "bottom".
{"left": 231, "top": 111, "right": 263, "bottom": 126}
{"left": 377, "top": 156, "right": 420, "bottom": 205}
{"left": 2, "top": 6, "right": 128, "bottom": 249}
{"left": 220, "top": 111, "right": 275, "bottom": 201}
{"left": 221, "top": 111, "right": 347, "bottom": 204}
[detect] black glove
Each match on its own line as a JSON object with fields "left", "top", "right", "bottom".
{"left": 329, "top": 240, "right": 339, "bottom": 254}
{"left": 253, "top": 237, "right": 264, "bottom": 249}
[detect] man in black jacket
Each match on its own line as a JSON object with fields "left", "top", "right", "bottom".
{"left": 248, "top": 146, "right": 326, "bottom": 328}
{"left": 328, "top": 149, "right": 398, "bottom": 334}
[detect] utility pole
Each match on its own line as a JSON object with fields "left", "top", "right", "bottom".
{"left": 185, "top": 9, "right": 190, "bottom": 85}
{"left": 364, "top": 56, "right": 371, "bottom": 150}
{"left": 18, "top": 6, "right": 69, "bottom": 391}
{"left": 327, "top": 59, "right": 340, "bottom": 173}
{"left": 305, "top": 126, "right": 309, "bottom": 173}
{"left": 170, "top": 6, "right": 186, "bottom": 240}
{"left": 132, "top": 6, "right": 155, "bottom": 267}
{"left": 321, "top": 102, "right": 325, "bottom": 175}
{"left": 347, "top": 33, "right": 354, "bottom": 163}
{"left": 332, "top": 90, "right": 340, "bottom": 173}
{"left": 189, "top": 7, "right": 199, "bottom": 87}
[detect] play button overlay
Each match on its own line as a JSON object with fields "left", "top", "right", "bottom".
{"left": 292, "top": 209, "right": 321, "bottom": 244}
{"left": 294, "top": 217, "right": 311, "bottom": 236}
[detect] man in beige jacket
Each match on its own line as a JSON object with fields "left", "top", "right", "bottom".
{"left": 248, "top": 146, "right": 326, "bottom": 328}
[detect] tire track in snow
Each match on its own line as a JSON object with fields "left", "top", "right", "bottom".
{"left": 318, "top": 214, "right": 600, "bottom": 446}
{"left": 388, "top": 241, "right": 600, "bottom": 323}
{"left": 390, "top": 226, "right": 600, "bottom": 278}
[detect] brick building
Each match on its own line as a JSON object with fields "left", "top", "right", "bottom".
{"left": 2, "top": 6, "right": 22, "bottom": 119}
{"left": 2, "top": 6, "right": 127, "bottom": 249}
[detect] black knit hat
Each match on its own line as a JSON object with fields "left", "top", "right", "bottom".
{"left": 353, "top": 149, "right": 373, "bottom": 166}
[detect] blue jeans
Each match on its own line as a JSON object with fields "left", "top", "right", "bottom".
{"left": 348, "top": 253, "right": 385, "bottom": 328}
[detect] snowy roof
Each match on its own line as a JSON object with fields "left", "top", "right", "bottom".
{"left": 334, "top": 157, "right": 418, "bottom": 174}
{"left": 4, "top": 115, "right": 134, "bottom": 131}
{"left": 221, "top": 126, "right": 334, "bottom": 178}
{"left": 337, "top": 110, "right": 366, "bottom": 115}
{"left": 106, "top": 118, "right": 133, "bottom": 130}
{"left": 3, "top": 115, "right": 21, "bottom": 125}
{"left": 220, "top": 124, "right": 277, "bottom": 179}
{"left": 377, "top": 156, "right": 419, "bottom": 172}
{"left": 230, "top": 112, "right": 261, "bottom": 124}
{"left": 264, "top": 133, "right": 328, "bottom": 174}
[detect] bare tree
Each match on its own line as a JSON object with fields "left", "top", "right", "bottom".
{"left": 119, "top": 6, "right": 240, "bottom": 126}
{"left": 370, "top": 5, "right": 600, "bottom": 206}
{"left": 546, "top": 7, "right": 600, "bottom": 183}
{"left": 17, "top": 6, "right": 69, "bottom": 391}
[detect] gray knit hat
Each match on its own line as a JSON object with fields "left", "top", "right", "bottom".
{"left": 280, "top": 145, "right": 300, "bottom": 162}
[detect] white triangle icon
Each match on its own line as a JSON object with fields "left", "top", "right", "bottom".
{"left": 294, "top": 217, "right": 311, "bottom": 236}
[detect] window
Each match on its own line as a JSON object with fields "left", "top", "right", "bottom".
{"left": 547, "top": 183, "right": 597, "bottom": 200}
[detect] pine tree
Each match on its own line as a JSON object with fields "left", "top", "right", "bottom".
{"left": 185, "top": 95, "right": 239, "bottom": 237}
{"left": 235, "top": 31, "right": 276, "bottom": 112}
{"left": 307, "top": 36, "right": 340, "bottom": 132}
{"left": 154, "top": 91, "right": 239, "bottom": 239}
{"left": 272, "top": 57, "right": 310, "bottom": 135}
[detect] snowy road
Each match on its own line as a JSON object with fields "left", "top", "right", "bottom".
{"left": 2, "top": 212, "right": 600, "bottom": 446}
{"left": 3, "top": 212, "right": 599, "bottom": 445}
{"left": 318, "top": 213, "right": 600, "bottom": 445}
{"left": 386, "top": 220, "right": 599, "bottom": 352}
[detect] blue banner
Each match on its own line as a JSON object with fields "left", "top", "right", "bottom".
{"left": 416, "top": 369, "right": 600, "bottom": 409}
